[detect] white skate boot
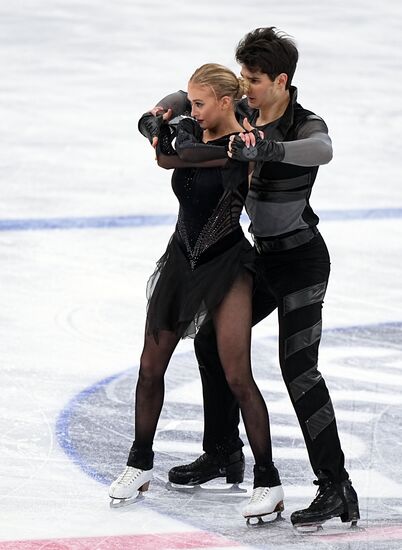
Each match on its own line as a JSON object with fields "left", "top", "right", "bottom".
{"left": 109, "top": 466, "right": 153, "bottom": 507}
{"left": 242, "top": 485, "right": 284, "bottom": 525}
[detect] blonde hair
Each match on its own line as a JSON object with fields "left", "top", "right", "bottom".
{"left": 189, "top": 63, "right": 248, "bottom": 102}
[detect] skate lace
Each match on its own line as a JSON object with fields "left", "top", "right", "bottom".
{"left": 116, "top": 466, "right": 142, "bottom": 486}
{"left": 190, "top": 453, "right": 210, "bottom": 467}
{"left": 249, "top": 487, "right": 271, "bottom": 503}
{"left": 310, "top": 479, "right": 331, "bottom": 507}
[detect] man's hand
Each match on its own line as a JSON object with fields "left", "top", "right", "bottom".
{"left": 149, "top": 108, "right": 173, "bottom": 148}
{"left": 139, "top": 108, "right": 173, "bottom": 149}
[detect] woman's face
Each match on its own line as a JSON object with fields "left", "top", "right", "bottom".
{"left": 188, "top": 82, "right": 223, "bottom": 131}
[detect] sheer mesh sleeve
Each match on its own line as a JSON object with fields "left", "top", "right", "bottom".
{"left": 175, "top": 118, "right": 228, "bottom": 162}
{"left": 156, "top": 118, "right": 229, "bottom": 169}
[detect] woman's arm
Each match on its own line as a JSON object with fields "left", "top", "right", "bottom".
{"left": 156, "top": 154, "right": 229, "bottom": 169}
{"left": 156, "top": 118, "right": 229, "bottom": 169}
{"left": 175, "top": 118, "right": 228, "bottom": 163}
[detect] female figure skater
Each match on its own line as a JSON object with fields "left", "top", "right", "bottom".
{"left": 109, "top": 64, "right": 284, "bottom": 520}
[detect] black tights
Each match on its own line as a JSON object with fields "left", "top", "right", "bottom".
{"left": 131, "top": 271, "right": 272, "bottom": 468}
{"left": 194, "top": 234, "right": 348, "bottom": 483}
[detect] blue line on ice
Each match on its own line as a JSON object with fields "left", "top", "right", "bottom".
{"left": 55, "top": 321, "right": 402, "bottom": 486}
{"left": 1, "top": 208, "right": 402, "bottom": 232}
{"left": 55, "top": 372, "right": 122, "bottom": 484}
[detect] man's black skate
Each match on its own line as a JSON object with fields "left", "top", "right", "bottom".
{"left": 168, "top": 450, "right": 244, "bottom": 486}
{"left": 291, "top": 475, "right": 360, "bottom": 531}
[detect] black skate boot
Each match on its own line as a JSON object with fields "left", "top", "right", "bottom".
{"left": 168, "top": 449, "right": 244, "bottom": 486}
{"left": 291, "top": 473, "right": 360, "bottom": 531}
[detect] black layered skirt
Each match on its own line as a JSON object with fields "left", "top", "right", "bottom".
{"left": 145, "top": 228, "right": 255, "bottom": 340}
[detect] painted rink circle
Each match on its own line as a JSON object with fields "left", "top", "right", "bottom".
{"left": 56, "top": 322, "right": 402, "bottom": 548}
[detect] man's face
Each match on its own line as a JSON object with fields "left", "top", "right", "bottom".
{"left": 240, "top": 65, "right": 278, "bottom": 110}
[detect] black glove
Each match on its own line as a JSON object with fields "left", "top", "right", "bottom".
{"left": 138, "top": 113, "right": 164, "bottom": 143}
{"left": 156, "top": 123, "right": 177, "bottom": 156}
{"left": 230, "top": 130, "right": 285, "bottom": 162}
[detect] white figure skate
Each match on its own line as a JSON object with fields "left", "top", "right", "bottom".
{"left": 242, "top": 485, "right": 284, "bottom": 525}
{"left": 109, "top": 466, "right": 153, "bottom": 507}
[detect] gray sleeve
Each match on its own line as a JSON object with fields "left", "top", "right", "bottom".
{"left": 154, "top": 90, "right": 190, "bottom": 118}
{"left": 282, "top": 116, "right": 333, "bottom": 166}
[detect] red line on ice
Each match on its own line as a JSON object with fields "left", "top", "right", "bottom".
{"left": 0, "top": 531, "right": 240, "bottom": 550}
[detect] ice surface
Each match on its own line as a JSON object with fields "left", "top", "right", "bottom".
{"left": 1, "top": 1, "right": 402, "bottom": 548}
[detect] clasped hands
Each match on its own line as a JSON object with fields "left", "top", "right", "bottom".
{"left": 228, "top": 118, "right": 284, "bottom": 163}
{"left": 228, "top": 118, "right": 264, "bottom": 160}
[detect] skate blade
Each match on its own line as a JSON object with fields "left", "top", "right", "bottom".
{"left": 293, "top": 523, "right": 324, "bottom": 534}
{"left": 165, "top": 481, "right": 246, "bottom": 494}
{"left": 294, "top": 520, "right": 363, "bottom": 535}
{"left": 109, "top": 492, "right": 145, "bottom": 509}
{"left": 246, "top": 511, "right": 285, "bottom": 527}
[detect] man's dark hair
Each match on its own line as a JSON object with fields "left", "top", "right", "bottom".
{"left": 235, "top": 27, "right": 298, "bottom": 89}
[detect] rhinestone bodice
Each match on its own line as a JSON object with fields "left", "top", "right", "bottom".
{"left": 171, "top": 138, "right": 249, "bottom": 269}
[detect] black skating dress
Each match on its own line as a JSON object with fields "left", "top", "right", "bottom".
{"left": 146, "top": 117, "right": 255, "bottom": 340}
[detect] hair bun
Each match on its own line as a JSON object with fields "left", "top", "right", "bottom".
{"left": 237, "top": 76, "right": 249, "bottom": 98}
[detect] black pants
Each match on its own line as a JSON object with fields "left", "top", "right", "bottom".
{"left": 194, "top": 232, "right": 348, "bottom": 483}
